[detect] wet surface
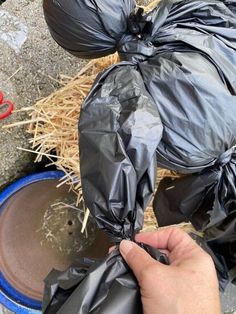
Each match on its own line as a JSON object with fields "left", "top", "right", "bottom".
{"left": 0, "top": 180, "right": 108, "bottom": 302}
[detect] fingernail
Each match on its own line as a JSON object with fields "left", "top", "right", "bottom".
{"left": 120, "top": 240, "right": 134, "bottom": 257}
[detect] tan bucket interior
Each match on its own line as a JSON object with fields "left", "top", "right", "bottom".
{"left": 0, "top": 179, "right": 109, "bottom": 301}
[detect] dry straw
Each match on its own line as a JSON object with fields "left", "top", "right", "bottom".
{"left": 4, "top": 55, "right": 119, "bottom": 230}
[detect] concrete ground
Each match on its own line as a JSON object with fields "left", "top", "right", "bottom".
{"left": 0, "top": 0, "right": 235, "bottom": 313}
{"left": 0, "top": 0, "right": 86, "bottom": 190}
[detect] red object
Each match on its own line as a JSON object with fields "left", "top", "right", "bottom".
{"left": 0, "top": 91, "right": 14, "bottom": 120}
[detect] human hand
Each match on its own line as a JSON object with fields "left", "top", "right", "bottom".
{"left": 120, "top": 228, "right": 220, "bottom": 314}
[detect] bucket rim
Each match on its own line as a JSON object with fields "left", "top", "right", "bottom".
{"left": 0, "top": 170, "right": 64, "bottom": 314}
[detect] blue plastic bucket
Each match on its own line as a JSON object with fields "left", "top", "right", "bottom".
{"left": 0, "top": 171, "right": 64, "bottom": 314}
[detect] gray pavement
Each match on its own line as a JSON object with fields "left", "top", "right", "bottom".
{"left": 221, "top": 284, "right": 236, "bottom": 313}
{"left": 0, "top": 0, "right": 86, "bottom": 191}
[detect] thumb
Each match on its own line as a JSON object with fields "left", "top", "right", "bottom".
{"left": 120, "top": 240, "right": 160, "bottom": 283}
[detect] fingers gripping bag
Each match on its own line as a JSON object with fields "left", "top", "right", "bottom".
{"left": 42, "top": 0, "right": 236, "bottom": 311}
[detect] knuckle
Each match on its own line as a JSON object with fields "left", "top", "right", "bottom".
{"left": 170, "top": 227, "right": 185, "bottom": 237}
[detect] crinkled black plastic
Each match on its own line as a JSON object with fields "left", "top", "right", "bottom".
{"left": 79, "top": 64, "right": 163, "bottom": 242}
{"left": 43, "top": 0, "right": 136, "bottom": 58}
{"left": 43, "top": 244, "right": 168, "bottom": 314}
{"left": 43, "top": 0, "right": 236, "bottom": 312}
{"left": 153, "top": 149, "right": 236, "bottom": 284}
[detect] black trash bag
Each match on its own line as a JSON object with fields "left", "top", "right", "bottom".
{"left": 43, "top": 0, "right": 136, "bottom": 59}
{"left": 153, "top": 153, "right": 236, "bottom": 285}
{"left": 79, "top": 64, "right": 163, "bottom": 242}
{"left": 137, "top": 2, "right": 236, "bottom": 173}
{"left": 190, "top": 233, "right": 229, "bottom": 291}
{"left": 42, "top": 0, "right": 236, "bottom": 308}
{"left": 43, "top": 244, "right": 169, "bottom": 314}
{"left": 154, "top": 148, "right": 236, "bottom": 231}
{"left": 136, "top": 0, "right": 236, "bottom": 286}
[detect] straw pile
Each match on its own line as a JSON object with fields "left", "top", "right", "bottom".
{"left": 142, "top": 0, "right": 161, "bottom": 11}
{"left": 12, "top": 55, "right": 118, "bottom": 198}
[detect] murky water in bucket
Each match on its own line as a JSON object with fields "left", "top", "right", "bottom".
{"left": 0, "top": 180, "right": 109, "bottom": 301}
{"left": 37, "top": 198, "right": 97, "bottom": 257}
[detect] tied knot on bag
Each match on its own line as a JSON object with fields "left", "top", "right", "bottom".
{"left": 127, "top": 8, "right": 152, "bottom": 39}
{"left": 216, "top": 146, "right": 236, "bottom": 167}
{"left": 118, "top": 9, "right": 155, "bottom": 61}
{"left": 127, "top": 8, "right": 151, "bottom": 37}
